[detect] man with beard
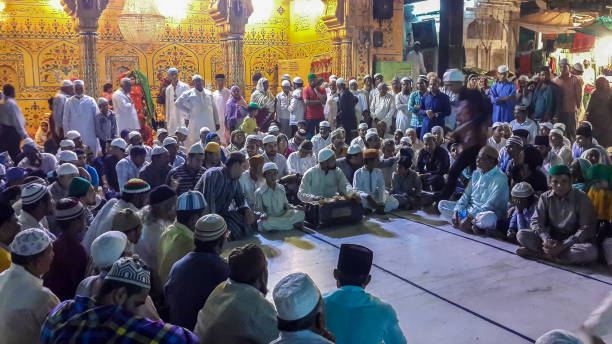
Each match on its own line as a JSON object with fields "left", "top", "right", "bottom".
{"left": 262, "top": 135, "right": 289, "bottom": 178}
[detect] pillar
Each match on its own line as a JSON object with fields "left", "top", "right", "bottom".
{"left": 438, "top": 0, "right": 464, "bottom": 74}
{"left": 63, "top": 0, "right": 109, "bottom": 98}
{"left": 221, "top": 35, "right": 245, "bottom": 91}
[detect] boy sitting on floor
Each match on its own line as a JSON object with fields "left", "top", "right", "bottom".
{"left": 255, "top": 162, "right": 305, "bottom": 231}
{"left": 516, "top": 165, "right": 599, "bottom": 265}
{"left": 391, "top": 155, "right": 421, "bottom": 210}
{"left": 506, "top": 182, "right": 537, "bottom": 243}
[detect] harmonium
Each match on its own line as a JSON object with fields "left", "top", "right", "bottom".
{"left": 304, "top": 196, "right": 363, "bottom": 228}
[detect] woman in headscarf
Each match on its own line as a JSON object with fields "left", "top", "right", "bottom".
{"left": 34, "top": 119, "right": 50, "bottom": 150}
{"left": 205, "top": 132, "right": 227, "bottom": 162}
{"left": 276, "top": 133, "right": 293, "bottom": 158}
{"left": 585, "top": 76, "right": 612, "bottom": 148}
{"left": 225, "top": 86, "right": 248, "bottom": 133}
{"left": 250, "top": 77, "right": 276, "bottom": 132}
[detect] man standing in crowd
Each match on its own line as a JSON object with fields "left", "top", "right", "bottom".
{"left": 165, "top": 68, "right": 190, "bottom": 136}
{"left": 553, "top": 58, "right": 582, "bottom": 141}
{"left": 406, "top": 41, "right": 427, "bottom": 82}
{"left": 63, "top": 80, "right": 100, "bottom": 155}
{"left": 112, "top": 77, "right": 140, "bottom": 134}
{"left": 303, "top": 73, "right": 326, "bottom": 136}
{"left": 52, "top": 80, "right": 74, "bottom": 138}
{"left": 0, "top": 85, "right": 29, "bottom": 160}
{"left": 490, "top": 64, "right": 516, "bottom": 123}
{"left": 175, "top": 75, "right": 220, "bottom": 147}
{"left": 213, "top": 74, "right": 230, "bottom": 143}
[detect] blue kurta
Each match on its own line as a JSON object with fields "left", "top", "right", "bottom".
{"left": 454, "top": 166, "right": 509, "bottom": 219}
{"left": 419, "top": 91, "right": 451, "bottom": 139}
{"left": 490, "top": 81, "right": 516, "bottom": 123}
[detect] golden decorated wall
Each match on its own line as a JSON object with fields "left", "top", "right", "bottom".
{"left": 0, "top": 0, "right": 404, "bottom": 134}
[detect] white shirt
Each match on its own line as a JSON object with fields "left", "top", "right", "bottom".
{"left": 298, "top": 166, "right": 353, "bottom": 202}
{"left": 165, "top": 81, "right": 190, "bottom": 135}
{"left": 239, "top": 171, "right": 265, "bottom": 208}
{"left": 287, "top": 151, "right": 316, "bottom": 175}
{"left": 276, "top": 91, "right": 292, "bottom": 120}
{"left": 52, "top": 91, "right": 70, "bottom": 135}
{"left": 115, "top": 156, "right": 148, "bottom": 191}
{"left": 0, "top": 96, "right": 28, "bottom": 139}
{"left": 487, "top": 136, "right": 506, "bottom": 152}
{"left": 63, "top": 94, "right": 101, "bottom": 154}
{"left": 213, "top": 88, "right": 231, "bottom": 144}
{"left": 0, "top": 264, "right": 59, "bottom": 344}
{"left": 270, "top": 330, "right": 333, "bottom": 344}
{"left": 510, "top": 118, "right": 538, "bottom": 145}
{"left": 82, "top": 198, "right": 138, "bottom": 253}
{"left": 324, "top": 90, "right": 339, "bottom": 129}
{"left": 551, "top": 144, "right": 573, "bottom": 165}
{"left": 406, "top": 50, "right": 427, "bottom": 81}
{"left": 350, "top": 136, "right": 366, "bottom": 150}
{"left": 17, "top": 153, "right": 57, "bottom": 174}
{"left": 395, "top": 92, "right": 411, "bottom": 133}
{"left": 112, "top": 89, "right": 139, "bottom": 133}
{"left": 542, "top": 150, "right": 564, "bottom": 177}
{"left": 353, "top": 167, "right": 386, "bottom": 201}
{"left": 288, "top": 88, "right": 305, "bottom": 125}
{"left": 311, "top": 134, "right": 331, "bottom": 159}
{"left": 370, "top": 93, "right": 397, "bottom": 129}
{"left": 175, "top": 87, "right": 219, "bottom": 147}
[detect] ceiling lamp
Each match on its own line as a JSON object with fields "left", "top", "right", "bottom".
{"left": 0, "top": 0, "right": 7, "bottom": 22}
{"left": 118, "top": 0, "right": 165, "bottom": 44}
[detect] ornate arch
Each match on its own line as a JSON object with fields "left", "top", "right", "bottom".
{"left": 37, "top": 40, "right": 80, "bottom": 86}
{"left": 98, "top": 41, "right": 148, "bottom": 87}
{"left": 247, "top": 46, "right": 287, "bottom": 89}
{"left": 152, "top": 44, "right": 199, "bottom": 84}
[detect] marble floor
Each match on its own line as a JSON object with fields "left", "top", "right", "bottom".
{"left": 226, "top": 210, "right": 612, "bottom": 344}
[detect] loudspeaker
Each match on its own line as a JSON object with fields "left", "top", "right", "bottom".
{"left": 411, "top": 20, "right": 438, "bottom": 49}
{"left": 373, "top": 0, "right": 393, "bottom": 20}
{"left": 373, "top": 31, "right": 384, "bottom": 47}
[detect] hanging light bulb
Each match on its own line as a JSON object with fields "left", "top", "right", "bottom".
{"left": 118, "top": 0, "right": 165, "bottom": 44}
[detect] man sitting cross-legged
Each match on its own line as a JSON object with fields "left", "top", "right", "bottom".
{"left": 438, "top": 146, "right": 509, "bottom": 236}
{"left": 516, "top": 165, "right": 599, "bottom": 264}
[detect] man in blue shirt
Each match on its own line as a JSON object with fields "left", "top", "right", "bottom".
{"left": 419, "top": 76, "right": 450, "bottom": 139}
{"left": 490, "top": 64, "right": 516, "bottom": 123}
{"left": 323, "top": 244, "right": 406, "bottom": 344}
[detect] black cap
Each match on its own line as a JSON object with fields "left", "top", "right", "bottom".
{"left": 512, "top": 129, "right": 529, "bottom": 139}
{"left": 534, "top": 135, "right": 549, "bottom": 146}
{"left": 337, "top": 244, "right": 373, "bottom": 276}
{"left": 0, "top": 202, "right": 14, "bottom": 226}
{"left": 149, "top": 185, "right": 176, "bottom": 205}
{"left": 215, "top": 74, "right": 225, "bottom": 79}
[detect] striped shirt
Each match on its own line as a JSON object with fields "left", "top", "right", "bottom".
{"left": 166, "top": 163, "right": 206, "bottom": 195}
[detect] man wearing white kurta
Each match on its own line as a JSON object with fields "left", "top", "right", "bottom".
{"left": 298, "top": 149, "right": 354, "bottom": 202}
{"left": 255, "top": 162, "right": 305, "bottom": 231}
{"left": 395, "top": 77, "right": 412, "bottom": 134}
{"left": 52, "top": 80, "right": 74, "bottom": 137}
{"left": 353, "top": 149, "right": 399, "bottom": 213}
{"left": 112, "top": 78, "right": 140, "bottom": 134}
{"left": 165, "top": 68, "right": 190, "bottom": 137}
{"left": 370, "top": 83, "right": 397, "bottom": 131}
{"left": 175, "top": 74, "right": 219, "bottom": 148}
{"left": 213, "top": 74, "right": 231, "bottom": 144}
{"left": 62, "top": 80, "right": 101, "bottom": 155}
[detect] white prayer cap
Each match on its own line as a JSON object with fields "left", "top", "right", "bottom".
{"left": 347, "top": 144, "right": 363, "bottom": 155}
{"left": 21, "top": 138, "right": 35, "bottom": 147}
{"left": 559, "top": 58, "right": 570, "bottom": 66}
{"left": 358, "top": 123, "right": 368, "bottom": 130}
{"left": 268, "top": 126, "right": 280, "bottom": 133}
{"left": 492, "top": 122, "right": 503, "bottom": 129}
{"left": 573, "top": 62, "right": 584, "bottom": 72}
{"left": 111, "top": 138, "right": 127, "bottom": 150}
{"left": 121, "top": 77, "right": 131, "bottom": 84}
{"left": 400, "top": 77, "right": 410, "bottom": 83}
{"left": 539, "top": 122, "right": 553, "bottom": 130}
{"left": 281, "top": 74, "right": 291, "bottom": 81}
{"left": 423, "top": 132, "right": 435, "bottom": 140}
{"left": 246, "top": 134, "right": 258, "bottom": 142}
{"left": 262, "top": 162, "right": 278, "bottom": 173}
{"left": 128, "top": 131, "right": 141, "bottom": 140}
{"left": 376, "top": 82, "right": 388, "bottom": 90}
{"left": 549, "top": 128, "right": 564, "bottom": 137}
{"left": 151, "top": 146, "right": 168, "bottom": 156}
{"left": 58, "top": 150, "right": 78, "bottom": 163}
{"left": 192, "top": 74, "right": 203, "bottom": 81}
{"left": 400, "top": 136, "right": 412, "bottom": 144}
{"left": 431, "top": 126, "right": 443, "bottom": 133}
{"left": 163, "top": 137, "right": 177, "bottom": 146}
{"left": 263, "top": 135, "right": 277, "bottom": 145}
{"left": 293, "top": 77, "right": 303, "bottom": 84}
{"left": 167, "top": 67, "right": 179, "bottom": 74}
{"left": 518, "top": 75, "right": 530, "bottom": 82}
{"left": 553, "top": 122, "right": 566, "bottom": 132}
{"left": 318, "top": 148, "right": 334, "bottom": 162}
{"left": 10, "top": 228, "right": 52, "bottom": 256}
{"left": 91, "top": 231, "right": 128, "bottom": 269}
{"left": 413, "top": 40, "right": 421, "bottom": 45}
{"left": 365, "top": 131, "right": 378, "bottom": 141}
{"left": 65, "top": 130, "right": 81, "bottom": 140}
{"left": 97, "top": 97, "right": 108, "bottom": 106}
{"left": 61, "top": 80, "right": 73, "bottom": 87}
{"left": 330, "top": 128, "right": 344, "bottom": 139}
{"left": 511, "top": 182, "right": 534, "bottom": 198}
{"left": 273, "top": 272, "right": 321, "bottom": 321}
{"left": 257, "top": 132, "right": 265, "bottom": 140}
{"left": 156, "top": 128, "right": 167, "bottom": 135}
{"left": 56, "top": 162, "right": 79, "bottom": 176}
{"left": 349, "top": 79, "right": 358, "bottom": 85}
{"left": 329, "top": 75, "right": 337, "bottom": 82}
{"left": 177, "top": 126, "right": 189, "bottom": 136}
{"left": 199, "top": 126, "right": 211, "bottom": 135}
{"left": 336, "top": 78, "right": 346, "bottom": 85}
{"left": 188, "top": 143, "right": 205, "bottom": 155}
{"left": 497, "top": 65, "right": 509, "bottom": 73}
{"left": 443, "top": 68, "right": 464, "bottom": 82}
{"left": 73, "top": 80, "right": 84, "bottom": 86}
{"left": 319, "top": 121, "right": 330, "bottom": 128}
{"left": 281, "top": 80, "right": 291, "bottom": 87}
